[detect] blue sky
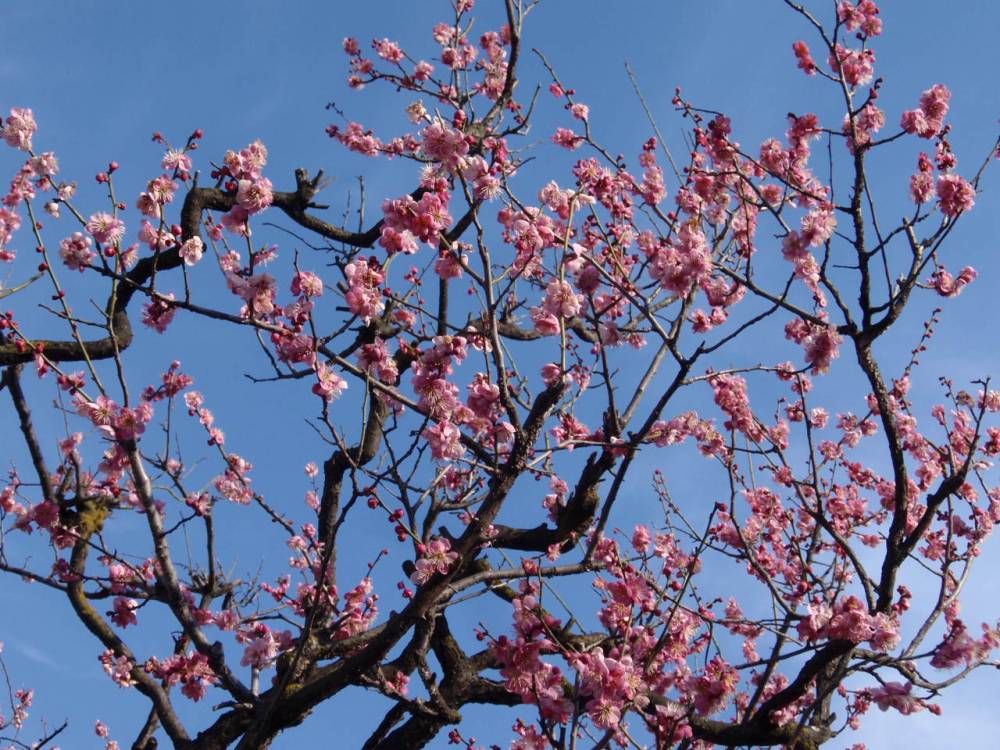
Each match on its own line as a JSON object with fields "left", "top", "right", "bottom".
{"left": 2, "top": 1, "right": 1000, "bottom": 748}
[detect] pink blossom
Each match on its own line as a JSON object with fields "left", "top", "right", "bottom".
{"left": 379, "top": 226, "right": 419, "bottom": 255}
{"left": 291, "top": 270, "right": 324, "bottom": 297}
{"left": 540, "top": 363, "right": 564, "bottom": 386}
{"left": 552, "top": 127, "right": 584, "bottom": 150}
{"left": 146, "top": 652, "right": 219, "bottom": 701}
{"left": 929, "top": 265, "right": 976, "bottom": 297}
{"left": 824, "top": 596, "right": 874, "bottom": 643}
{"left": 236, "top": 177, "right": 273, "bottom": 214}
{"left": 162, "top": 148, "right": 193, "bottom": 173}
{"left": 60, "top": 232, "right": 96, "bottom": 271}
{"left": 186, "top": 492, "right": 211, "bottom": 516}
{"left": 413, "top": 60, "right": 435, "bottom": 80}
{"left": 381, "top": 190, "right": 452, "bottom": 246}
{"left": 434, "top": 249, "right": 467, "bottom": 279}
{"left": 868, "top": 613, "right": 901, "bottom": 652}
{"left": 838, "top": 1, "right": 883, "bottom": 36}
{"left": 358, "top": 339, "right": 399, "bottom": 383}
{"left": 142, "top": 294, "right": 177, "bottom": 333}
{"left": 870, "top": 681, "right": 923, "bottom": 715}
{"left": 935, "top": 173, "right": 975, "bottom": 217}
{"left": 178, "top": 236, "right": 204, "bottom": 266}
{"left": 86, "top": 213, "right": 126, "bottom": 245}
{"left": 136, "top": 175, "right": 178, "bottom": 218}
{"left": 786, "top": 319, "right": 842, "bottom": 375}
{"left": 240, "top": 627, "right": 285, "bottom": 668}
{"left": 344, "top": 257, "right": 385, "bottom": 322}
{"left": 328, "top": 122, "right": 383, "bottom": 156}
{"left": 111, "top": 597, "right": 139, "bottom": 628}
{"left": 2, "top": 107, "right": 37, "bottom": 151}
{"left": 685, "top": 658, "right": 738, "bottom": 715}
{"left": 423, "top": 420, "right": 465, "bottom": 461}
{"left": 214, "top": 455, "right": 254, "bottom": 504}
{"left": 420, "top": 119, "right": 469, "bottom": 171}
{"left": 28, "top": 152, "right": 58, "bottom": 178}
{"left": 792, "top": 41, "right": 817, "bottom": 75}
{"left": 901, "top": 84, "right": 950, "bottom": 138}
{"left": 0, "top": 206, "right": 22, "bottom": 251}
{"left": 312, "top": 362, "right": 348, "bottom": 402}
{"left": 372, "top": 38, "right": 405, "bottom": 62}
{"left": 139, "top": 219, "right": 175, "bottom": 250}
{"left": 910, "top": 152, "right": 934, "bottom": 203}
{"left": 542, "top": 280, "right": 583, "bottom": 318}
{"left": 828, "top": 44, "right": 875, "bottom": 87}
{"left": 411, "top": 537, "right": 459, "bottom": 584}
{"left": 99, "top": 649, "right": 136, "bottom": 688}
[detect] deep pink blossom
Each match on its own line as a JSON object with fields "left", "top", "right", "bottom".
{"left": 935, "top": 173, "right": 975, "bottom": 217}
{"left": 792, "top": 41, "right": 817, "bottom": 74}
{"left": 901, "top": 84, "right": 950, "bottom": 138}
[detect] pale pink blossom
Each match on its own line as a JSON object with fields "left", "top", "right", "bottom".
{"left": 178, "top": 236, "right": 204, "bottom": 266}
{"left": 86, "top": 213, "right": 126, "bottom": 245}
{"left": 2, "top": 107, "right": 37, "bottom": 151}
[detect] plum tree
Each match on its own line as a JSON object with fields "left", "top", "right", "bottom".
{"left": 1, "top": 2, "right": 999, "bottom": 749}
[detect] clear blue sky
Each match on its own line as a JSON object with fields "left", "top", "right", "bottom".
{"left": 1, "top": 1, "right": 999, "bottom": 748}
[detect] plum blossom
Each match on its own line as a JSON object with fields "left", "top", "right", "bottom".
{"left": 411, "top": 537, "right": 459, "bottom": 584}
{"left": 312, "top": 361, "right": 348, "bottom": 402}
{"left": 542, "top": 280, "right": 583, "bottom": 319}
{"left": 86, "top": 213, "right": 126, "bottom": 245}
{"left": 2, "top": 107, "right": 37, "bottom": 151}
{"left": 110, "top": 597, "right": 139, "bottom": 628}
{"left": 910, "top": 152, "right": 934, "bottom": 203}
{"left": 685, "top": 658, "right": 738, "bottom": 715}
{"left": 838, "top": 1, "right": 883, "bottom": 36}
{"left": 59, "top": 232, "right": 96, "bottom": 271}
{"left": 929, "top": 265, "right": 976, "bottom": 297}
{"left": 162, "top": 148, "right": 193, "bottom": 173}
{"left": 935, "top": 173, "right": 975, "bottom": 217}
{"left": 901, "top": 84, "right": 950, "bottom": 138}
{"left": 372, "top": 37, "right": 405, "bottom": 62}
{"left": 99, "top": 649, "right": 136, "bottom": 688}
{"left": 785, "top": 318, "right": 842, "bottom": 374}
{"left": 423, "top": 420, "right": 465, "bottom": 461}
{"left": 552, "top": 127, "right": 584, "bottom": 150}
{"left": 419, "top": 119, "right": 469, "bottom": 171}
{"left": 792, "top": 41, "right": 817, "bottom": 75}
{"left": 291, "top": 270, "right": 324, "bottom": 297}
{"left": 236, "top": 176, "right": 273, "bottom": 214}
{"left": 142, "top": 294, "right": 177, "bottom": 333}
{"left": 178, "top": 236, "right": 204, "bottom": 266}
{"left": 870, "top": 681, "right": 923, "bottom": 715}
{"left": 240, "top": 626, "right": 293, "bottom": 668}
{"left": 146, "top": 652, "right": 219, "bottom": 701}
{"left": 828, "top": 44, "right": 875, "bottom": 87}
{"left": 344, "top": 257, "right": 385, "bottom": 322}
